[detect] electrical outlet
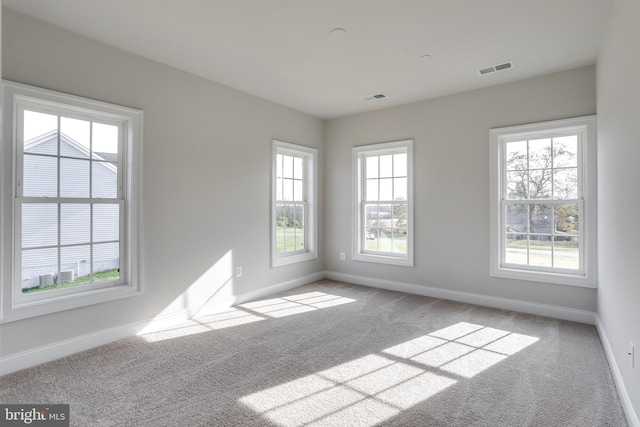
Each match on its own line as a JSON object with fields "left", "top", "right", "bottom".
{"left": 630, "top": 342, "right": 635, "bottom": 368}
{"left": 236, "top": 266, "right": 243, "bottom": 277}
{"left": 339, "top": 252, "right": 346, "bottom": 261}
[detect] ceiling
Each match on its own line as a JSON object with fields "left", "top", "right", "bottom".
{"left": 3, "top": 0, "right": 614, "bottom": 119}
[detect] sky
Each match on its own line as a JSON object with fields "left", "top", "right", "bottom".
{"left": 24, "top": 110, "right": 118, "bottom": 154}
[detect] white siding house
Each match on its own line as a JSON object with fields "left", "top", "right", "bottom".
{"left": 22, "top": 130, "right": 119, "bottom": 289}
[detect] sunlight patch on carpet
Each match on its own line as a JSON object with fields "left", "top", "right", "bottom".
{"left": 141, "top": 308, "right": 265, "bottom": 342}
{"left": 239, "top": 292, "right": 356, "bottom": 318}
{"left": 240, "top": 321, "right": 538, "bottom": 426}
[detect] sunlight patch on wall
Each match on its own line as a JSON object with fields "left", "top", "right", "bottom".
{"left": 240, "top": 321, "right": 538, "bottom": 426}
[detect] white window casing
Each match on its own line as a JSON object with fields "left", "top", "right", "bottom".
{"left": 272, "top": 140, "right": 317, "bottom": 267}
{"left": 489, "top": 116, "right": 596, "bottom": 287}
{"left": 353, "top": 139, "right": 414, "bottom": 266}
{"left": 1, "top": 81, "right": 143, "bottom": 322}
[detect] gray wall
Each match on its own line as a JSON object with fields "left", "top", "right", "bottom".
{"left": 325, "top": 66, "right": 597, "bottom": 311}
{"left": 0, "top": 9, "right": 324, "bottom": 356}
{"left": 597, "top": 0, "right": 640, "bottom": 419}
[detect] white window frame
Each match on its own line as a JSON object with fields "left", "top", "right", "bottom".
{"left": 353, "top": 139, "right": 414, "bottom": 266}
{"left": 271, "top": 140, "right": 317, "bottom": 267}
{"left": 1, "top": 81, "right": 143, "bottom": 323}
{"left": 489, "top": 116, "right": 596, "bottom": 287}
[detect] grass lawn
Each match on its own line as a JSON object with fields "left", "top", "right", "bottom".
{"left": 22, "top": 269, "right": 120, "bottom": 294}
{"left": 364, "top": 233, "right": 407, "bottom": 254}
{"left": 276, "top": 227, "right": 304, "bottom": 253}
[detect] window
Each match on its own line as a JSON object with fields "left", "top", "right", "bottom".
{"left": 272, "top": 140, "right": 317, "bottom": 267}
{"left": 353, "top": 140, "right": 413, "bottom": 266}
{"left": 1, "top": 81, "right": 142, "bottom": 322}
{"left": 490, "top": 116, "right": 596, "bottom": 287}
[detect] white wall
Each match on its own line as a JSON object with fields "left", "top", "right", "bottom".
{"left": 325, "top": 66, "right": 597, "bottom": 312}
{"left": 596, "top": 0, "right": 640, "bottom": 422}
{"left": 0, "top": 9, "right": 324, "bottom": 357}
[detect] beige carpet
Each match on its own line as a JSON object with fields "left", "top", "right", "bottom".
{"left": 0, "top": 280, "right": 628, "bottom": 426}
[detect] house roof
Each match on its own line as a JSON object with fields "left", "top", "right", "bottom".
{"left": 25, "top": 130, "right": 118, "bottom": 174}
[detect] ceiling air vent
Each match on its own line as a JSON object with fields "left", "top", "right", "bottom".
{"left": 362, "top": 93, "right": 387, "bottom": 102}
{"left": 477, "top": 61, "right": 514, "bottom": 76}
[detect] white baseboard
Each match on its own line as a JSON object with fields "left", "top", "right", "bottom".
{"left": 0, "top": 272, "right": 324, "bottom": 376}
{"left": 325, "top": 271, "right": 596, "bottom": 324}
{"left": 595, "top": 315, "right": 640, "bottom": 427}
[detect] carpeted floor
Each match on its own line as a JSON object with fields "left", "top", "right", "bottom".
{"left": 0, "top": 280, "right": 628, "bottom": 426}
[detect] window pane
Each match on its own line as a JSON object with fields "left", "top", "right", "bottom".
{"left": 378, "top": 204, "right": 392, "bottom": 228}
{"left": 293, "top": 179, "right": 303, "bottom": 201}
{"left": 392, "top": 229, "right": 407, "bottom": 254}
{"left": 506, "top": 141, "right": 527, "bottom": 171}
{"left": 530, "top": 204, "right": 552, "bottom": 235}
{"left": 92, "top": 122, "right": 118, "bottom": 161}
{"left": 60, "top": 117, "right": 90, "bottom": 158}
{"left": 505, "top": 234, "right": 527, "bottom": 265}
{"left": 276, "top": 227, "right": 285, "bottom": 254}
{"left": 293, "top": 156, "right": 303, "bottom": 180}
{"left": 61, "top": 203, "right": 90, "bottom": 245}
{"left": 529, "top": 138, "right": 551, "bottom": 169}
{"left": 554, "top": 236, "right": 579, "bottom": 270}
{"left": 94, "top": 204, "right": 120, "bottom": 242}
{"left": 379, "top": 178, "right": 392, "bottom": 200}
{"left": 24, "top": 110, "right": 58, "bottom": 152}
{"left": 554, "top": 203, "right": 579, "bottom": 236}
{"left": 394, "top": 177, "right": 407, "bottom": 200}
{"left": 364, "top": 227, "right": 378, "bottom": 251}
{"left": 365, "top": 204, "right": 379, "bottom": 228}
{"left": 528, "top": 170, "right": 551, "bottom": 199}
{"left": 529, "top": 237, "right": 552, "bottom": 267}
{"left": 283, "top": 178, "right": 293, "bottom": 201}
{"left": 284, "top": 227, "right": 297, "bottom": 252}
{"left": 553, "top": 169, "right": 577, "bottom": 199}
{"left": 365, "top": 179, "right": 379, "bottom": 202}
{"left": 553, "top": 135, "right": 577, "bottom": 168}
{"left": 22, "top": 247, "right": 58, "bottom": 291}
{"left": 506, "top": 171, "right": 527, "bottom": 199}
{"left": 60, "top": 158, "right": 90, "bottom": 198}
{"left": 366, "top": 156, "right": 378, "bottom": 179}
{"left": 93, "top": 161, "right": 118, "bottom": 198}
{"left": 378, "top": 228, "right": 393, "bottom": 252}
{"left": 379, "top": 155, "right": 393, "bottom": 178}
{"left": 393, "top": 153, "right": 407, "bottom": 177}
{"left": 61, "top": 245, "right": 90, "bottom": 284}
{"left": 293, "top": 204, "right": 304, "bottom": 228}
{"left": 23, "top": 154, "right": 57, "bottom": 197}
{"left": 392, "top": 203, "right": 408, "bottom": 228}
{"left": 283, "top": 155, "right": 293, "bottom": 178}
{"left": 505, "top": 204, "right": 528, "bottom": 234}
{"left": 93, "top": 242, "right": 120, "bottom": 281}
{"left": 276, "top": 154, "right": 283, "bottom": 178}
{"left": 276, "top": 177, "right": 283, "bottom": 200}
{"left": 22, "top": 203, "right": 58, "bottom": 248}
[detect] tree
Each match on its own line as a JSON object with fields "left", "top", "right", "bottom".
{"left": 505, "top": 139, "right": 578, "bottom": 237}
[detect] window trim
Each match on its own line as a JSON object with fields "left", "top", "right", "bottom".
{"left": 489, "top": 116, "right": 596, "bottom": 288}
{"left": 352, "top": 139, "right": 414, "bottom": 267}
{"left": 1, "top": 80, "right": 143, "bottom": 323}
{"left": 271, "top": 140, "right": 317, "bottom": 267}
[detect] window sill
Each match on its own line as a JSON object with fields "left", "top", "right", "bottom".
{"left": 273, "top": 252, "right": 317, "bottom": 268}
{"left": 353, "top": 253, "right": 413, "bottom": 267}
{"left": 0, "top": 284, "right": 142, "bottom": 324}
{"left": 490, "top": 265, "right": 596, "bottom": 288}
